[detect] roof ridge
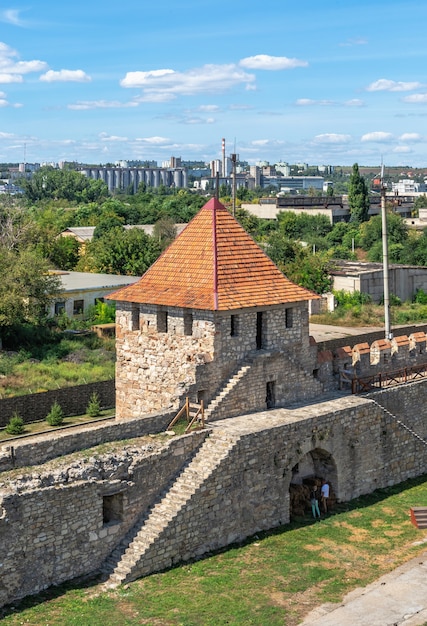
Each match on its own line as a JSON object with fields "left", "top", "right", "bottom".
{"left": 107, "top": 198, "right": 317, "bottom": 310}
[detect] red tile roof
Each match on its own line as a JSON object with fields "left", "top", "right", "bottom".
{"left": 107, "top": 197, "right": 317, "bottom": 311}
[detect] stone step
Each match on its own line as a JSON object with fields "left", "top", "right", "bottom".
{"left": 410, "top": 506, "right": 427, "bottom": 529}
{"left": 103, "top": 432, "right": 239, "bottom": 586}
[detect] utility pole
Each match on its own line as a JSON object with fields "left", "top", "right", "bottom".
{"left": 380, "top": 163, "right": 392, "bottom": 340}
{"left": 231, "top": 153, "right": 237, "bottom": 217}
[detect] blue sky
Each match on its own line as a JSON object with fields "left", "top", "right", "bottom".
{"left": 1, "top": 0, "right": 427, "bottom": 167}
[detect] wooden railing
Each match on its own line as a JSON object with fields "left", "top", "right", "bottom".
{"left": 349, "top": 362, "right": 427, "bottom": 394}
{"left": 167, "top": 397, "right": 205, "bottom": 433}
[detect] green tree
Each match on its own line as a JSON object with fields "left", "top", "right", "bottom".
{"left": 152, "top": 217, "right": 177, "bottom": 250}
{"left": 0, "top": 248, "right": 61, "bottom": 339}
{"left": 79, "top": 227, "right": 161, "bottom": 275}
{"left": 46, "top": 401, "right": 64, "bottom": 426}
{"left": 348, "top": 163, "right": 370, "bottom": 223}
{"left": 360, "top": 213, "right": 408, "bottom": 251}
{"left": 47, "top": 236, "right": 81, "bottom": 270}
{"left": 22, "top": 167, "right": 108, "bottom": 204}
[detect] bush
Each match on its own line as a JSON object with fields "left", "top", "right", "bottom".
{"left": 86, "top": 392, "right": 101, "bottom": 417}
{"left": 46, "top": 401, "right": 64, "bottom": 426}
{"left": 414, "top": 288, "right": 427, "bottom": 305}
{"left": 5, "top": 413, "right": 25, "bottom": 435}
{"left": 333, "top": 290, "right": 372, "bottom": 308}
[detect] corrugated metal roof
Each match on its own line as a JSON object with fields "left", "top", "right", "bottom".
{"left": 51, "top": 271, "right": 140, "bottom": 292}
{"left": 107, "top": 198, "right": 316, "bottom": 311}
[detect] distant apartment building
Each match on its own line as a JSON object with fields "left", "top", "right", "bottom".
{"left": 265, "top": 175, "right": 325, "bottom": 192}
{"left": 80, "top": 166, "right": 188, "bottom": 193}
{"left": 391, "top": 179, "right": 427, "bottom": 195}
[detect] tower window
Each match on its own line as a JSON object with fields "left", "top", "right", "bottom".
{"left": 230, "top": 314, "right": 239, "bottom": 336}
{"left": 103, "top": 493, "right": 123, "bottom": 525}
{"left": 184, "top": 311, "right": 193, "bottom": 336}
{"left": 157, "top": 309, "right": 168, "bottom": 332}
{"left": 130, "top": 304, "right": 140, "bottom": 330}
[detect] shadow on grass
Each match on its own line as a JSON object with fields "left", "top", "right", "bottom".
{"left": 1, "top": 472, "right": 426, "bottom": 620}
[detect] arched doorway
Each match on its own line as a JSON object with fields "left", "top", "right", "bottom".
{"left": 289, "top": 448, "right": 338, "bottom": 518}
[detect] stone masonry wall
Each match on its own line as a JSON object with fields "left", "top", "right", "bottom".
{"left": 0, "top": 430, "right": 207, "bottom": 607}
{"left": 0, "top": 410, "right": 175, "bottom": 472}
{"left": 207, "top": 351, "right": 323, "bottom": 421}
{"left": 0, "top": 380, "right": 115, "bottom": 427}
{"left": 0, "top": 381, "right": 426, "bottom": 607}
{"left": 115, "top": 301, "right": 316, "bottom": 418}
{"left": 115, "top": 303, "right": 216, "bottom": 418}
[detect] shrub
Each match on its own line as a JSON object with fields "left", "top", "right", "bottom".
{"left": 5, "top": 413, "right": 25, "bottom": 435}
{"left": 414, "top": 288, "right": 427, "bottom": 305}
{"left": 46, "top": 401, "right": 64, "bottom": 426}
{"left": 333, "top": 290, "right": 372, "bottom": 308}
{"left": 86, "top": 392, "right": 101, "bottom": 417}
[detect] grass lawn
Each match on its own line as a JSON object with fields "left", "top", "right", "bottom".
{"left": 1, "top": 474, "right": 426, "bottom": 626}
{"left": 0, "top": 335, "right": 115, "bottom": 398}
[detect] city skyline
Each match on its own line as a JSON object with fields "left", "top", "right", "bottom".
{"left": 1, "top": 1, "right": 427, "bottom": 167}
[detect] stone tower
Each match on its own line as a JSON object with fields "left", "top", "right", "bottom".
{"left": 108, "top": 198, "right": 322, "bottom": 420}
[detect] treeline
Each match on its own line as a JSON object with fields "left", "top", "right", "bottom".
{"left": 4, "top": 164, "right": 427, "bottom": 348}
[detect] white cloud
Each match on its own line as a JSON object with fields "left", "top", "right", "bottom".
{"left": 250, "top": 139, "right": 285, "bottom": 148}
{"left": 0, "top": 73, "right": 22, "bottom": 83}
{"left": 296, "top": 98, "right": 316, "bottom": 106}
{"left": 344, "top": 99, "right": 364, "bottom": 107}
{"left": 0, "top": 42, "right": 47, "bottom": 84}
{"left": 134, "top": 136, "right": 171, "bottom": 145}
{"left": 0, "top": 9, "right": 26, "bottom": 26}
{"left": 199, "top": 104, "right": 220, "bottom": 112}
{"left": 366, "top": 79, "right": 423, "bottom": 92}
{"left": 120, "top": 64, "right": 255, "bottom": 98}
{"left": 393, "top": 146, "right": 411, "bottom": 153}
{"left": 361, "top": 131, "right": 394, "bottom": 142}
{"left": 121, "top": 69, "right": 175, "bottom": 87}
{"left": 99, "top": 132, "right": 128, "bottom": 142}
{"left": 133, "top": 92, "right": 176, "bottom": 103}
{"left": 68, "top": 100, "right": 138, "bottom": 110}
{"left": 0, "top": 131, "right": 15, "bottom": 138}
{"left": 340, "top": 37, "right": 368, "bottom": 47}
{"left": 239, "top": 54, "right": 308, "bottom": 70}
{"left": 399, "top": 133, "right": 422, "bottom": 142}
{"left": 402, "top": 93, "right": 427, "bottom": 103}
{"left": 314, "top": 133, "right": 351, "bottom": 144}
{"left": 295, "top": 98, "right": 335, "bottom": 106}
{"left": 40, "top": 69, "right": 91, "bottom": 83}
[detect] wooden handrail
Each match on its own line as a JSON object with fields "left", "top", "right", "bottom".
{"left": 167, "top": 397, "right": 205, "bottom": 432}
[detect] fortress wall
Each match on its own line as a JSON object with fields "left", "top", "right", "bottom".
{"left": 317, "top": 331, "right": 427, "bottom": 387}
{"left": 207, "top": 352, "right": 323, "bottom": 421}
{"left": 0, "top": 430, "right": 207, "bottom": 607}
{"left": 0, "top": 410, "right": 175, "bottom": 473}
{"left": 0, "top": 382, "right": 426, "bottom": 607}
{"left": 129, "top": 389, "right": 427, "bottom": 580}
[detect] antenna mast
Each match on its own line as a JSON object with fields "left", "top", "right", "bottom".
{"left": 380, "top": 162, "right": 392, "bottom": 340}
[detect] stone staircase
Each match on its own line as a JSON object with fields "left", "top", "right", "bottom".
{"left": 204, "top": 361, "right": 253, "bottom": 422}
{"left": 204, "top": 350, "right": 324, "bottom": 422}
{"left": 410, "top": 507, "right": 427, "bottom": 529}
{"left": 101, "top": 430, "right": 239, "bottom": 587}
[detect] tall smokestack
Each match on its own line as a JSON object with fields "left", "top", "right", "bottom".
{"left": 222, "top": 138, "right": 226, "bottom": 178}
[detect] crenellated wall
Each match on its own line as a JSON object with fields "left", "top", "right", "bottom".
{"left": 315, "top": 331, "right": 427, "bottom": 388}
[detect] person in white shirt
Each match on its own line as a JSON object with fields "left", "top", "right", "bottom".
{"left": 321, "top": 479, "right": 330, "bottom": 514}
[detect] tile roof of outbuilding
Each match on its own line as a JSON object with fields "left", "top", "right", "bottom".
{"left": 107, "top": 197, "right": 317, "bottom": 311}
